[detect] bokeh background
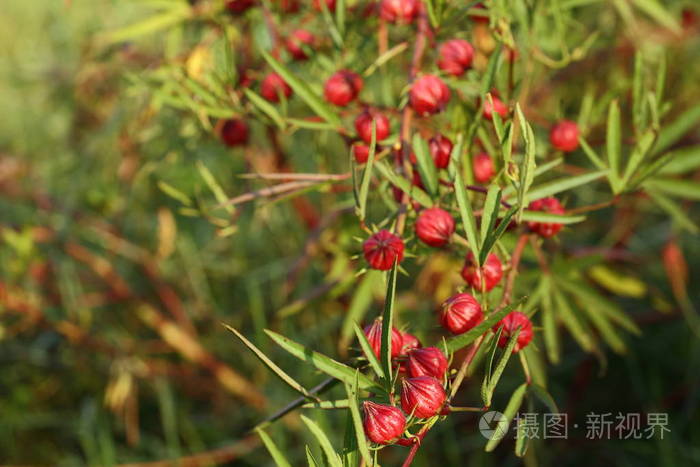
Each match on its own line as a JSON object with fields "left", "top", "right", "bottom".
{"left": 1, "top": 1, "right": 699, "bottom": 466}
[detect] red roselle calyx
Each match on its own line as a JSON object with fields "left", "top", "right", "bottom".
{"left": 461, "top": 252, "right": 503, "bottom": 291}
{"left": 549, "top": 119, "right": 580, "bottom": 152}
{"left": 379, "top": 0, "right": 420, "bottom": 23}
{"left": 400, "top": 331, "right": 421, "bottom": 353}
{"left": 493, "top": 311, "right": 533, "bottom": 353}
{"left": 354, "top": 109, "right": 390, "bottom": 143}
{"left": 260, "top": 72, "right": 292, "bottom": 102}
{"left": 415, "top": 207, "right": 455, "bottom": 247}
{"left": 401, "top": 376, "right": 446, "bottom": 418}
{"left": 473, "top": 152, "right": 495, "bottom": 184}
{"left": 352, "top": 143, "right": 371, "bottom": 164}
{"left": 363, "top": 318, "right": 403, "bottom": 359}
{"left": 483, "top": 95, "right": 508, "bottom": 120}
{"left": 429, "top": 134, "right": 453, "bottom": 169}
{"left": 410, "top": 75, "right": 451, "bottom": 116}
{"left": 363, "top": 229, "right": 404, "bottom": 270}
{"left": 406, "top": 347, "right": 448, "bottom": 379}
{"left": 363, "top": 401, "right": 406, "bottom": 444}
{"left": 324, "top": 70, "right": 363, "bottom": 107}
{"left": 528, "top": 197, "right": 565, "bottom": 237}
{"left": 220, "top": 119, "right": 249, "bottom": 147}
{"left": 285, "top": 29, "right": 315, "bottom": 60}
{"left": 437, "top": 39, "right": 475, "bottom": 76}
{"left": 439, "top": 293, "right": 484, "bottom": 334}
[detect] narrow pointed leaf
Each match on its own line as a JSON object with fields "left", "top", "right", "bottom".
{"left": 578, "top": 137, "right": 606, "bottom": 170}
{"left": 519, "top": 211, "right": 586, "bottom": 224}
{"left": 485, "top": 383, "right": 527, "bottom": 452}
{"left": 344, "top": 374, "right": 372, "bottom": 466}
{"left": 244, "top": 88, "right": 285, "bottom": 129}
{"left": 480, "top": 205, "right": 518, "bottom": 265}
{"left": 412, "top": 133, "right": 438, "bottom": 197}
{"left": 375, "top": 161, "right": 434, "bottom": 207}
{"left": 453, "top": 168, "right": 480, "bottom": 260}
{"left": 358, "top": 121, "right": 378, "bottom": 221}
{"left": 353, "top": 324, "right": 384, "bottom": 379}
{"left": 300, "top": 415, "right": 342, "bottom": 467}
{"left": 480, "top": 186, "right": 501, "bottom": 247}
{"left": 380, "top": 261, "right": 399, "bottom": 385}
{"left": 482, "top": 328, "right": 521, "bottom": 407}
{"left": 606, "top": 100, "right": 622, "bottom": 192}
{"left": 525, "top": 171, "right": 607, "bottom": 203}
{"left": 257, "top": 428, "right": 293, "bottom": 467}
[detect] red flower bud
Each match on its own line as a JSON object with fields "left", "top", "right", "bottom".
{"left": 363, "top": 401, "right": 406, "bottom": 444}
{"left": 415, "top": 207, "right": 455, "bottom": 247}
{"left": 312, "top": 0, "right": 336, "bottom": 11}
{"left": 410, "top": 75, "right": 451, "bottom": 116}
{"left": 428, "top": 134, "right": 453, "bottom": 169}
{"left": 473, "top": 152, "right": 495, "bottom": 184}
{"left": 406, "top": 347, "right": 448, "bottom": 379}
{"left": 226, "top": 0, "right": 255, "bottom": 14}
{"left": 379, "top": 0, "right": 420, "bottom": 23}
{"left": 260, "top": 72, "right": 292, "bottom": 102}
{"left": 401, "top": 376, "right": 446, "bottom": 418}
{"left": 353, "top": 143, "right": 371, "bottom": 164}
{"left": 492, "top": 311, "right": 533, "bottom": 353}
{"left": 437, "top": 39, "right": 475, "bottom": 76}
{"left": 461, "top": 252, "right": 503, "bottom": 291}
{"left": 549, "top": 120, "right": 580, "bottom": 152}
{"left": 220, "top": 119, "right": 249, "bottom": 147}
{"left": 400, "top": 331, "right": 421, "bottom": 353}
{"left": 439, "top": 293, "right": 484, "bottom": 334}
{"left": 483, "top": 96, "right": 508, "bottom": 120}
{"left": 363, "top": 319, "right": 404, "bottom": 359}
{"left": 354, "top": 109, "right": 390, "bottom": 143}
{"left": 285, "top": 29, "right": 315, "bottom": 60}
{"left": 363, "top": 229, "right": 404, "bottom": 270}
{"left": 324, "top": 70, "right": 363, "bottom": 107}
{"left": 528, "top": 197, "right": 565, "bottom": 237}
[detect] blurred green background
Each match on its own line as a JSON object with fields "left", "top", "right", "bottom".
{"left": 1, "top": 1, "right": 699, "bottom": 466}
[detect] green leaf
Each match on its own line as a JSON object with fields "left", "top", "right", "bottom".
{"left": 197, "top": 161, "right": 233, "bottom": 214}
{"left": 300, "top": 415, "right": 342, "bottom": 467}
{"left": 102, "top": 6, "right": 190, "bottom": 44}
{"left": 375, "top": 161, "right": 434, "bottom": 208}
{"left": 644, "top": 178, "right": 700, "bottom": 201}
{"left": 380, "top": 261, "right": 399, "bottom": 386}
{"left": 480, "top": 205, "right": 518, "bottom": 266}
{"left": 446, "top": 299, "right": 526, "bottom": 352}
{"left": 344, "top": 374, "right": 372, "bottom": 466}
{"left": 516, "top": 104, "right": 536, "bottom": 221}
{"left": 577, "top": 294, "right": 627, "bottom": 354}
{"left": 530, "top": 384, "right": 559, "bottom": 413}
{"left": 647, "top": 189, "right": 699, "bottom": 234}
{"left": 244, "top": 88, "right": 285, "bottom": 129}
{"left": 631, "top": 0, "right": 682, "bottom": 33}
{"left": 621, "top": 130, "right": 656, "bottom": 188}
{"left": 412, "top": 134, "right": 438, "bottom": 197}
{"left": 541, "top": 280, "right": 560, "bottom": 364}
{"left": 264, "top": 330, "right": 381, "bottom": 392}
{"left": 480, "top": 326, "right": 502, "bottom": 405}
{"left": 287, "top": 118, "right": 338, "bottom": 131}
{"left": 257, "top": 428, "right": 293, "bottom": 467}
{"left": 341, "top": 411, "right": 358, "bottom": 467}
{"left": 482, "top": 328, "right": 521, "bottom": 407}
{"left": 525, "top": 170, "right": 607, "bottom": 203}
{"left": 357, "top": 121, "right": 378, "bottom": 221}
{"left": 606, "top": 100, "right": 623, "bottom": 193}
{"left": 303, "top": 400, "right": 350, "bottom": 409}
{"left": 306, "top": 445, "right": 320, "bottom": 467}
{"left": 578, "top": 137, "right": 606, "bottom": 170}
{"left": 261, "top": 50, "right": 341, "bottom": 127}
{"left": 552, "top": 289, "right": 595, "bottom": 352}
{"left": 480, "top": 46, "right": 502, "bottom": 95}
{"left": 519, "top": 211, "right": 586, "bottom": 224}
{"left": 453, "top": 168, "right": 480, "bottom": 260}
{"left": 485, "top": 383, "right": 527, "bottom": 452}
{"left": 654, "top": 105, "right": 700, "bottom": 154}
{"left": 632, "top": 51, "right": 646, "bottom": 135}
{"left": 158, "top": 181, "right": 192, "bottom": 206}
{"left": 658, "top": 146, "right": 700, "bottom": 175}
{"left": 480, "top": 186, "right": 501, "bottom": 247}
{"left": 353, "top": 324, "right": 384, "bottom": 379}
{"left": 224, "top": 324, "right": 315, "bottom": 399}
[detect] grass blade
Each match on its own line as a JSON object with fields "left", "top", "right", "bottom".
{"left": 380, "top": 261, "right": 399, "bottom": 386}
{"left": 301, "top": 415, "right": 342, "bottom": 467}
{"left": 256, "top": 428, "right": 293, "bottom": 467}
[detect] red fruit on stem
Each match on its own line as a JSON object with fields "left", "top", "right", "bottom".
{"left": 401, "top": 376, "right": 446, "bottom": 418}
{"left": 363, "top": 229, "right": 404, "bottom": 270}
{"left": 549, "top": 120, "right": 580, "bottom": 152}
{"left": 355, "top": 109, "right": 390, "bottom": 143}
{"left": 415, "top": 207, "right": 455, "bottom": 247}
{"left": 363, "top": 318, "right": 403, "bottom": 359}
{"left": 324, "top": 70, "right": 363, "bottom": 107}
{"left": 406, "top": 347, "right": 448, "bottom": 379}
{"left": 428, "top": 134, "right": 453, "bottom": 169}
{"left": 363, "top": 401, "right": 406, "bottom": 444}
{"left": 472, "top": 152, "right": 495, "bottom": 183}
{"left": 220, "top": 119, "right": 249, "bottom": 147}
{"left": 285, "top": 29, "right": 315, "bottom": 60}
{"left": 439, "top": 293, "right": 484, "bottom": 334}
{"left": 410, "top": 75, "right": 451, "bottom": 116}
{"left": 437, "top": 39, "right": 475, "bottom": 76}
{"left": 492, "top": 311, "right": 533, "bottom": 353}
{"left": 483, "top": 95, "right": 508, "bottom": 120}
{"left": 528, "top": 197, "right": 565, "bottom": 237}
{"left": 312, "top": 0, "right": 336, "bottom": 11}
{"left": 461, "top": 252, "right": 503, "bottom": 291}
{"left": 353, "top": 143, "right": 371, "bottom": 164}
{"left": 260, "top": 72, "right": 292, "bottom": 102}
{"left": 379, "top": 0, "right": 420, "bottom": 23}
{"left": 226, "top": 0, "right": 255, "bottom": 14}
